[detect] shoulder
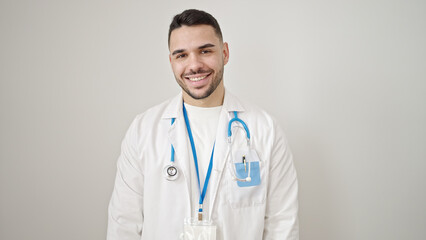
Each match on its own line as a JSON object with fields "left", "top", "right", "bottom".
{"left": 131, "top": 96, "right": 176, "bottom": 127}
{"left": 231, "top": 94, "right": 277, "bottom": 128}
{"left": 125, "top": 95, "right": 178, "bottom": 142}
{"left": 230, "top": 94, "right": 287, "bottom": 148}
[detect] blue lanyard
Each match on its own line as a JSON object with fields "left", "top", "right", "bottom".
{"left": 182, "top": 103, "right": 215, "bottom": 217}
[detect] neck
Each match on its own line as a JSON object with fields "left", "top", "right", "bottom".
{"left": 183, "top": 83, "right": 225, "bottom": 107}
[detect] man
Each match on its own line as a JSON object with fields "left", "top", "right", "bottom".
{"left": 107, "top": 9, "right": 298, "bottom": 240}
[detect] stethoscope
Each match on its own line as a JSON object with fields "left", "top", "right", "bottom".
{"left": 163, "top": 109, "right": 252, "bottom": 182}
{"left": 163, "top": 118, "right": 179, "bottom": 181}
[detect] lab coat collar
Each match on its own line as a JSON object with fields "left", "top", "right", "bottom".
{"left": 222, "top": 90, "right": 246, "bottom": 113}
{"left": 161, "top": 89, "right": 246, "bottom": 120}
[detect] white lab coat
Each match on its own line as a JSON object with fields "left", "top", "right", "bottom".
{"left": 107, "top": 90, "right": 299, "bottom": 240}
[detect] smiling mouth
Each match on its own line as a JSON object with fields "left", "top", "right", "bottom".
{"left": 184, "top": 72, "right": 212, "bottom": 82}
{"left": 189, "top": 76, "right": 207, "bottom": 81}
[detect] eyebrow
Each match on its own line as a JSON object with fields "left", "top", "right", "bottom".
{"left": 171, "top": 43, "right": 216, "bottom": 56}
{"left": 198, "top": 43, "right": 215, "bottom": 49}
{"left": 171, "top": 49, "right": 185, "bottom": 56}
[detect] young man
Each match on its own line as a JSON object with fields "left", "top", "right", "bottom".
{"left": 107, "top": 9, "right": 299, "bottom": 240}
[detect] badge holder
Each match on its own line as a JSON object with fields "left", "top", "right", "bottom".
{"left": 181, "top": 217, "right": 216, "bottom": 240}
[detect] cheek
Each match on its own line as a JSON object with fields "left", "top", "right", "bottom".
{"left": 171, "top": 62, "right": 184, "bottom": 76}
{"left": 203, "top": 57, "right": 221, "bottom": 69}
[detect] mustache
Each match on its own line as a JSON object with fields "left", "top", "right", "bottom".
{"left": 183, "top": 69, "right": 212, "bottom": 77}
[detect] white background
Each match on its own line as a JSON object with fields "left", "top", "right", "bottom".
{"left": 1, "top": 0, "right": 425, "bottom": 239}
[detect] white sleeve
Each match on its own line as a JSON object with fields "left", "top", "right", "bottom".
{"left": 263, "top": 122, "right": 299, "bottom": 240}
{"left": 107, "top": 118, "right": 144, "bottom": 240}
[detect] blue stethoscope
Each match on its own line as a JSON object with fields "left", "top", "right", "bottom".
{"left": 163, "top": 104, "right": 252, "bottom": 183}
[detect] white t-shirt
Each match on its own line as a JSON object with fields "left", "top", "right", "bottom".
{"left": 184, "top": 103, "right": 222, "bottom": 220}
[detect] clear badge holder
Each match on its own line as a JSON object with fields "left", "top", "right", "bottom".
{"left": 180, "top": 217, "right": 217, "bottom": 240}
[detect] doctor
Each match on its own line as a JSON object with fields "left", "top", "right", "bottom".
{"left": 107, "top": 9, "right": 298, "bottom": 240}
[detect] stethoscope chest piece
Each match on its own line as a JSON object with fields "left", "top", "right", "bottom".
{"left": 163, "top": 164, "right": 179, "bottom": 181}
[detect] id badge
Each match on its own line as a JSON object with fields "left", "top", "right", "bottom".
{"left": 181, "top": 218, "right": 216, "bottom": 240}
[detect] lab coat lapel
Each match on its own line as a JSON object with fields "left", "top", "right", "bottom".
{"left": 208, "top": 91, "right": 246, "bottom": 217}
{"left": 165, "top": 94, "right": 192, "bottom": 214}
{"left": 207, "top": 108, "right": 229, "bottom": 216}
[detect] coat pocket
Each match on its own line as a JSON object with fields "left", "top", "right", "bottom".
{"left": 234, "top": 161, "right": 261, "bottom": 187}
{"left": 228, "top": 149, "right": 266, "bottom": 208}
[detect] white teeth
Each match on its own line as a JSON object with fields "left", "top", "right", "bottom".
{"left": 188, "top": 75, "right": 207, "bottom": 81}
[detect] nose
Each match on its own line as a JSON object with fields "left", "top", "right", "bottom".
{"left": 187, "top": 53, "right": 204, "bottom": 73}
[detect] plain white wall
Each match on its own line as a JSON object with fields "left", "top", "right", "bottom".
{"left": 1, "top": 0, "right": 425, "bottom": 239}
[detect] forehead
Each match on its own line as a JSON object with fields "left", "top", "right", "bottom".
{"left": 169, "top": 25, "right": 221, "bottom": 51}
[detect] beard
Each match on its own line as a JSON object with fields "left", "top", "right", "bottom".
{"left": 175, "top": 66, "right": 224, "bottom": 100}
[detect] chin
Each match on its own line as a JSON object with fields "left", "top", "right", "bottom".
{"left": 188, "top": 92, "right": 210, "bottom": 100}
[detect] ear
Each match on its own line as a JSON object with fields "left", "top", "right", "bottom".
{"left": 223, "top": 42, "right": 229, "bottom": 65}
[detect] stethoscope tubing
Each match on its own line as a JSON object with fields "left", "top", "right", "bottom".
{"left": 166, "top": 109, "right": 252, "bottom": 182}
{"left": 227, "top": 128, "right": 252, "bottom": 182}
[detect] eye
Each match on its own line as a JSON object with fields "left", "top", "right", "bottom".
{"left": 176, "top": 53, "right": 187, "bottom": 59}
{"left": 201, "top": 49, "right": 212, "bottom": 54}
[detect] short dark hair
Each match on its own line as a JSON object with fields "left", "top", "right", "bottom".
{"left": 168, "top": 9, "right": 223, "bottom": 47}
